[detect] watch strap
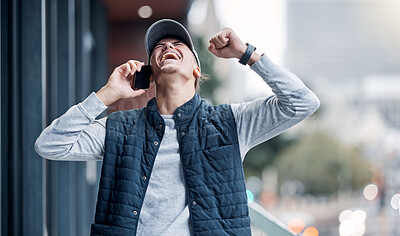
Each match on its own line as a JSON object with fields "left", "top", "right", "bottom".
{"left": 239, "top": 43, "right": 256, "bottom": 65}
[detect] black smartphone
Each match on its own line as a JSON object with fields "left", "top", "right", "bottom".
{"left": 132, "top": 65, "right": 151, "bottom": 90}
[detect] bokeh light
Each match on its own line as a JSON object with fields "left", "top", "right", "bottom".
{"left": 355, "top": 224, "right": 366, "bottom": 236}
{"left": 303, "top": 226, "right": 319, "bottom": 236}
{"left": 363, "top": 184, "right": 378, "bottom": 201}
{"left": 287, "top": 218, "right": 305, "bottom": 234}
{"left": 339, "top": 220, "right": 366, "bottom": 236}
{"left": 246, "top": 189, "right": 254, "bottom": 203}
{"left": 137, "top": 5, "right": 152, "bottom": 19}
{"left": 338, "top": 210, "right": 353, "bottom": 223}
{"left": 351, "top": 210, "right": 367, "bottom": 226}
{"left": 339, "top": 219, "right": 355, "bottom": 236}
{"left": 338, "top": 209, "right": 367, "bottom": 236}
{"left": 390, "top": 193, "right": 400, "bottom": 210}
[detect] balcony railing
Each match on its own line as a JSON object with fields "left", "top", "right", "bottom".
{"left": 249, "top": 202, "right": 299, "bottom": 236}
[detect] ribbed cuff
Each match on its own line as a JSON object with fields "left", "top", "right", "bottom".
{"left": 79, "top": 92, "right": 108, "bottom": 120}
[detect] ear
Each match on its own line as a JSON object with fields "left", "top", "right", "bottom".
{"left": 193, "top": 66, "right": 201, "bottom": 78}
{"left": 150, "top": 74, "right": 154, "bottom": 83}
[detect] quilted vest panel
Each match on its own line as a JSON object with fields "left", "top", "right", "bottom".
{"left": 91, "top": 94, "right": 251, "bottom": 236}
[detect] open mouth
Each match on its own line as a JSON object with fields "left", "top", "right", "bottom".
{"left": 160, "top": 51, "right": 181, "bottom": 62}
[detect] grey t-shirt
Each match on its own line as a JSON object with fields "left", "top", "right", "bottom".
{"left": 35, "top": 55, "right": 319, "bottom": 236}
{"left": 137, "top": 115, "right": 190, "bottom": 235}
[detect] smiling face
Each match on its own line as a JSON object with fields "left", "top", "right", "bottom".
{"left": 149, "top": 38, "right": 200, "bottom": 88}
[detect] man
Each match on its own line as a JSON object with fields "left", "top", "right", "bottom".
{"left": 35, "top": 19, "right": 320, "bottom": 236}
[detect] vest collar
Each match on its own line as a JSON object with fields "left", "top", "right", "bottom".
{"left": 172, "top": 93, "right": 201, "bottom": 125}
{"left": 145, "top": 93, "right": 201, "bottom": 130}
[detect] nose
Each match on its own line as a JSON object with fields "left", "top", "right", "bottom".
{"left": 162, "top": 42, "right": 175, "bottom": 50}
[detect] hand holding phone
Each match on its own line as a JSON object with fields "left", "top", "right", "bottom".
{"left": 132, "top": 65, "right": 152, "bottom": 90}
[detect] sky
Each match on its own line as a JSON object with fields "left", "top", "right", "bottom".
{"left": 214, "top": 0, "right": 287, "bottom": 65}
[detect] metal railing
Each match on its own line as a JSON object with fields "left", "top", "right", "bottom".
{"left": 249, "top": 202, "right": 299, "bottom": 236}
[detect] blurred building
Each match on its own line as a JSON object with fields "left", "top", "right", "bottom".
{"left": 105, "top": 0, "right": 192, "bottom": 111}
{"left": 1, "top": 0, "right": 193, "bottom": 235}
{"left": 285, "top": 0, "right": 400, "bottom": 80}
{"left": 285, "top": 0, "right": 400, "bottom": 143}
{"left": 284, "top": 0, "right": 400, "bottom": 234}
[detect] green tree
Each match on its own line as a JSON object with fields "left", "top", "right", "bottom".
{"left": 243, "top": 136, "right": 293, "bottom": 178}
{"left": 275, "top": 132, "right": 371, "bottom": 196}
{"left": 193, "top": 35, "right": 221, "bottom": 104}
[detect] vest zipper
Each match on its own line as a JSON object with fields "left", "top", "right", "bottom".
{"left": 177, "top": 127, "right": 195, "bottom": 236}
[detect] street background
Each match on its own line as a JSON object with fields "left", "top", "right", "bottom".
{"left": 1, "top": 0, "right": 400, "bottom": 235}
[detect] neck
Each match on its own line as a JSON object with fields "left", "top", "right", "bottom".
{"left": 155, "top": 77, "right": 195, "bottom": 115}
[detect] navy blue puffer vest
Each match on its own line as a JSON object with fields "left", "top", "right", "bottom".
{"left": 91, "top": 94, "right": 251, "bottom": 236}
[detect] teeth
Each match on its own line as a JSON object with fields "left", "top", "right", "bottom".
{"left": 161, "top": 52, "right": 179, "bottom": 61}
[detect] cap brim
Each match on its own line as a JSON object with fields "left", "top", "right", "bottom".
{"left": 145, "top": 19, "right": 194, "bottom": 57}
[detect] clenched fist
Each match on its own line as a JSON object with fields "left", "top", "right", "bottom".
{"left": 208, "top": 28, "right": 261, "bottom": 65}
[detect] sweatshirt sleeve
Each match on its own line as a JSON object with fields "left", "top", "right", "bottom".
{"left": 34, "top": 92, "right": 108, "bottom": 161}
{"left": 231, "top": 55, "right": 320, "bottom": 160}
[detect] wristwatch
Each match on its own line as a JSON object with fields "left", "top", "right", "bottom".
{"left": 239, "top": 43, "right": 256, "bottom": 65}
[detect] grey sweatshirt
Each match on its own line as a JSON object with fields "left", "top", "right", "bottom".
{"left": 35, "top": 55, "right": 320, "bottom": 236}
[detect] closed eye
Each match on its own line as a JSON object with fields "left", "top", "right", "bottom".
{"left": 173, "top": 41, "right": 184, "bottom": 46}
{"left": 154, "top": 41, "right": 186, "bottom": 51}
{"left": 154, "top": 43, "right": 164, "bottom": 49}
